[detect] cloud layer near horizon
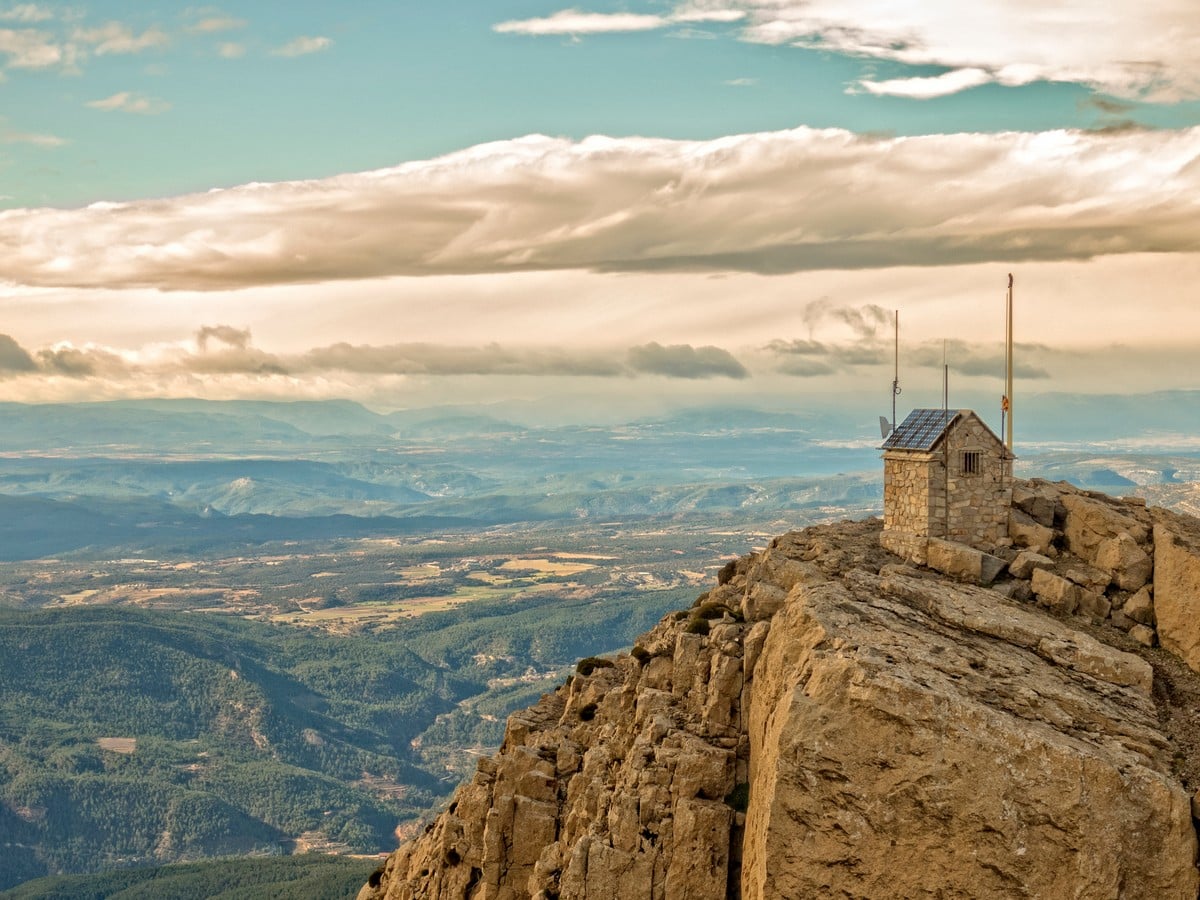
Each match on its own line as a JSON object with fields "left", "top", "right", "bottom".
{"left": 3, "top": 126, "right": 1198, "bottom": 291}
{"left": 0, "top": 331, "right": 752, "bottom": 382}
{"left": 0, "top": 320, "right": 1064, "bottom": 389}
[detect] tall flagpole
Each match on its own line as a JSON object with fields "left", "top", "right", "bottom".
{"left": 1005, "top": 274, "right": 1014, "bottom": 452}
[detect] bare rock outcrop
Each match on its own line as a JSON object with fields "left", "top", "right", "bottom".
{"left": 896, "top": 478, "right": 1200, "bottom": 670}
{"left": 743, "top": 569, "right": 1187, "bottom": 899}
{"left": 360, "top": 514, "right": 1200, "bottom": 900}
{"left": 994, "top": 480, "right": 1200, "bottom": 680}
{"left": 1153, "top": 509, "right": 1200, "bottom": 673}
{"left": 360, "top": 591, "right": 752, "bottom": 900}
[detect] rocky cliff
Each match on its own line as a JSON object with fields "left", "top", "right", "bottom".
{"left": 360, "top": 481, "right": 1200, "bottom": 899}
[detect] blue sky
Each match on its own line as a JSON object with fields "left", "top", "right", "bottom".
{"left": 6, "top": 1, "right": 1198, "bottom": 208}
{"left": 1, "top": 1, "right": 1200, "bottom": 415}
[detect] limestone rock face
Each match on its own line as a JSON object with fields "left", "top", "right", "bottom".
{"left": 1153, "top": 510, "right": 1200, "bottom": 673}
{"left": 742, "top": 570, "right": 1187, "bottom": 900}
{"left": 361, "top": 516, "right": 1200, "bottom": 900}
{"left": 358, "top": 593, "right": 750, "bottom": 900}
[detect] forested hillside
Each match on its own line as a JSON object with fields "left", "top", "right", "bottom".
{"left": 0, "top": 854, "right": 376, "bottom": 900}
{"left": 0, "top": 586, "right": 686, "bottom": 888}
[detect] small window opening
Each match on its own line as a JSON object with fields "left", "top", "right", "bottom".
{"left": 962, "top": 451, "right": 981, "bottom": 475}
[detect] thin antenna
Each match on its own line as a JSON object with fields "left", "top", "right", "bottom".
{"left": 942, "top": 340, "right": 949, "bottom": 419}
{"left": 942, "top": 341, "right": 950, "bottom": 537}
{"left": 891, "top": 310, "right": 901, "bottom": 431}
{"left": 1004, "top": 273, "right": 1014, "bottom": 452}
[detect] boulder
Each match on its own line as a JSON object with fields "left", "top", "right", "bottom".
{"left": 1095, "top": 532, "right": 1153, "bottom": 591}
{"left": 926, "top": 538, "right": 1007, "bottom": 586}
{"left": 1061, "top": 493, "right": 1149, "bottom": 567}
{"left": 1124, "top": 586, "right": 1155, "bottom": 627}
{"left": 1060, "top": 560, "right": 1111, "bottom": 594}
{"left": 1076, "top": 587, "right": 1111, "bottom": 621}
{"left": 1129, "top": 624, "right": 1157, "bottom": 648}
{"left": 1030, "top": 568, "right": 1080, "bottom": 615}
{"left": 1012, "top": 480, "right": 1059, "bottom": 527}
{"left": 1009, "top": 549, "right": 1054, "bottom": 580}
{"left": 1008, "top": 507, "right": 1056, "bottom": 556}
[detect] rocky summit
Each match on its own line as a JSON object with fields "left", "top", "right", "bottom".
{"left": 360, "top": 481, "right": 1200, "bottom": 899}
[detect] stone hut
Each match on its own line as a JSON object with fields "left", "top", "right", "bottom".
{"left": 881, "top": 408, "right": 1013, "bottom": 550}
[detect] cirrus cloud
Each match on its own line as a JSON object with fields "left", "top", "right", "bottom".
{"left": 86, "top": 91, "right": 171, "bottom": 115}
{"left": 494, "top": 5, "right": 745, "bottom": 36}
{"left": 1, "top": 124, "right": 65, "bottom": 146}
{"left": 72, "top": 22, "right": 168, "bottom": 56}
{"left": 186, "top": 15, "right": 246, "bottom": 35}
{"left": 495, "top": 10, "right": 668, "bottom": 36}
{"left": 0, "top": 5, "right": 52, "bottom": 23}
{"left": 271, "top": 35, "right": 331, "bottom": 57}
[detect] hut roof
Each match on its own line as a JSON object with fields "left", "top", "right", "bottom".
{"left": 880, "top": 408, "right": 959, "bottom": 451}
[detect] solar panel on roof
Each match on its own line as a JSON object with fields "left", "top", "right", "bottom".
{"left": 880, "top": 408, "right": 957, "bottom": 451}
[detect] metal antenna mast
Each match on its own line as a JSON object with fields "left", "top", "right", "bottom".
{"left": 1003, "top": 274, "right": 1014, "bottom": 452}
{"left": 892, "top": 310, "right": 901, "bottom": 432}
{"left": 942, "top": 340, "right": 949, "bottom": 419}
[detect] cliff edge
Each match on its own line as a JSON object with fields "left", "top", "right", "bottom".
{"left": 360, "top": 482, "right": 1200, "bottom": 899}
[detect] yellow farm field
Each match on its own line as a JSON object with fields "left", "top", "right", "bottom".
{"left": 270, "top": 581, "right": 573, "bottom": 631}
{"left": 96, "top": 738, "right": 137, "bottom": 754}
{"left": 497, "top": 558, "right": 596, "bottom": 577}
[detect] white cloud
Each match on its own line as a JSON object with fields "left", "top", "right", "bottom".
{"left": 1, "top": 128, "right": 65, "bottom": 146}
{"left": 187, "top": 16, "right": 246, "bottom": 34}
{"left": 217, "top": 41, "right": 244, "bottom": 58}
{"left": 271, "top": 35, "right": 331, "bottom": 57}
{"left": 856, "top": 68, "right": 992, "bottom": 99}
{"left": 2, "top": 125, "right": 1199, "bottom": 293}
{"left": 494, "top": 6, "right": 746, "bottom": 36}
{"left": 741, "top": 0, "right": 1200, "bottom": 100}
{"left": 674, "top": 7, "right": 746, "bottom": 24}
{"left": 0, "top": 4, "right": 52, "bottom": 23}
{"left": 502, "top": 1, "right": 1200, "bottom": 101}
{"left": 0, "top": 26, "right": 60, "bottom": 67}
{"left": 73, "top": 21, "right": 168, "bottom": 55}
{"left": 86, "top": 91, "right": 171, "bottom": 114}
{"left": 495, "top": 10, "right": 668, "bottom": 35}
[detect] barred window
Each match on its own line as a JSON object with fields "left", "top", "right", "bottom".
{"left": 962, "top": 451, "right": 981, "bottom": 475}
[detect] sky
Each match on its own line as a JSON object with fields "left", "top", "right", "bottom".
{"left": 1, "top": 1, "right": 1199, "bottom": 420}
